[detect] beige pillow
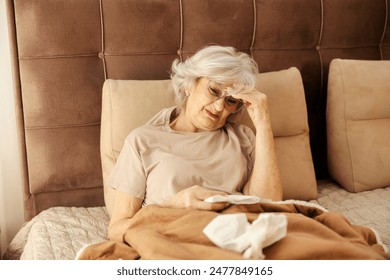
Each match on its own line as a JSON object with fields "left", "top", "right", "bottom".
{"left": 101, "top": 68, "right": 317, "bottom": 214}
{"left": 100, "top": 79, "right": 176, "bottom": 213}
{"left": 327, "top": 59, "right": 390, "bottom": 192}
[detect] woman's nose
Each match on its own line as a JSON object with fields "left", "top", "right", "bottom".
{"left": 213, "top": 98, "right": 225, "bottom": 111}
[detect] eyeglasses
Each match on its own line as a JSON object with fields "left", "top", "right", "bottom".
{"left": 205, "top": 79, "right": 244, "bottom": 113}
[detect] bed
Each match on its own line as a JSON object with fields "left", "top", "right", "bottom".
{"left": 4, "top": 179, "right": 389, "bottom": 260}
{"left": 3, "top": 0, "right": 390, "bottom": 260}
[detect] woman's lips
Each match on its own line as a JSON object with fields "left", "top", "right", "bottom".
{"left": 205, "top": 109, "right": 219, "bottom": 119}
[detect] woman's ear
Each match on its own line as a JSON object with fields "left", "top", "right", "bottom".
{"left": 186, "top": 78, "right": 200, "bottom": 96}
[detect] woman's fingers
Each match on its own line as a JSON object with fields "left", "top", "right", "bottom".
{"left": 162, "top": 185, "right": 230, "bottom": 211}
{"left": 232, "top": 90, "right": 267, "bottom": 107}
{"left": 194, "top": 187, "right": 228, "bottom": 200}
{"left": 194, "top": 200, "right": 230, "bottom": 211}
{"left": 233, "top": 91, "right": 270, "bottom": 125}
{"left": 193, "top": 187, "right": 230, "bottom": 210}
{"left": 188, "top": 186, "right": 230, "bottom": 210}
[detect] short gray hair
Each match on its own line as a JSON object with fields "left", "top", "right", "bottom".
{"left": 170, "top": 45, "right": 259, "bottom": 115}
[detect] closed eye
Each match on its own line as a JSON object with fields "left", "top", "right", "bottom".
{"left": 208, "top": 86, "right": 222, "bottom": 98}
{"left": 225, "top": 97, "right": 240, "bottom": 106}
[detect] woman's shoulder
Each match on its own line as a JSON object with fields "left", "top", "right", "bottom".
{"left": 225, "top": 122, "right": 255, "bottom": 157}
{"left": 145, "top": 106, "right": 175, "bottom": 126}
{"left": 124, "top": 106, "right": 175, "bottom": 142}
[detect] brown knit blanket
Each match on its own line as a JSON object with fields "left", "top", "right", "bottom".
{"left": 77, "top": 201, "right": 389, "bottom": 260}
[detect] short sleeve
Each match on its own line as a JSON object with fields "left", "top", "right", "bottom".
{"left": 108, "top": 133, "right": 147, "bottom": 199}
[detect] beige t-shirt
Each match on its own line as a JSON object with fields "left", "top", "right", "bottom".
{"left": 109, "top": 107, "right": 255, "bottom": 205}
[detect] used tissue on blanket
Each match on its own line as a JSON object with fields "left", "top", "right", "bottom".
{"left": 203, "top": 196, "right": 287, "bottom": 259}
{"left": 203, "top": 213, "right": 287, "bottom": 259}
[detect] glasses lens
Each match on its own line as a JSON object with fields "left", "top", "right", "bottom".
{"left": 227, "top": 97, "right": 244, "bottom": 113}
{"left": 206, "top": 79, "right": 244, "bottom": 113}
{"left": 206, "top": 80, "right": 223, "bottom": 99}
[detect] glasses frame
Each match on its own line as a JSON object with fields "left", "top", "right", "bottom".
{"left": 205, "top": 79, "right": 244, "bottom": 113}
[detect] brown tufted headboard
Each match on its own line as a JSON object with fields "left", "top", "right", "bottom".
{"left": 6, "top": 0, "right": 390, "bottom": 221}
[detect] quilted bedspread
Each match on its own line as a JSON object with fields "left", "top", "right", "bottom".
{"left": 3, "top": 180, "right": 390, "bottom": 260}
{"left": 312, "top": 180, "right": 390, "bottom": 250}
{"left": 3, "top": 207, "right": 109, "bottom": 260}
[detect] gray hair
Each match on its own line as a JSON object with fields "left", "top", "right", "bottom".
{"left": 170, "top": 45, "right": 259, "bottom": 117}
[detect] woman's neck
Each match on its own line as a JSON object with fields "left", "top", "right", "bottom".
{"left": 170, "top": 110, "right": 198, "bottom": 133}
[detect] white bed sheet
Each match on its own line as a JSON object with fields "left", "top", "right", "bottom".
{"left": 3, "top": 180, "right": 389, "bottom": 260}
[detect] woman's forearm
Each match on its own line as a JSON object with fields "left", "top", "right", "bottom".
{"left": 243, "top": 122, "right": 283, "bottom": 201}
{"left": 232, "top": 91, "right": 282, "bottom": 200}
{"left": 107, "top": 191, "right": 143, "bottom": 241}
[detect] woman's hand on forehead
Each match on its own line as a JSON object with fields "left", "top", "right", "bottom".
{"left": 226, "top": 83, "right": 253, "bottom": 97}
{"left": 232, "top": 89, "right": 271, "bottom": 126}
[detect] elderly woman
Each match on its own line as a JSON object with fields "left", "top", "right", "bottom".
{"left": 108, "top": 45, "right": 282, "bottom": 241}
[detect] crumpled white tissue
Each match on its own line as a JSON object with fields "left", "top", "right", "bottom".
{"left": 204, "top": 194, "right": 269, "bottom": 204}
{"left": 203, "top": 213, "right": 287, "bottom": 259}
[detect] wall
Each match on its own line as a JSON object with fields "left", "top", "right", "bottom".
{"left": 0, "top": 0, "right": 24, "bottom": 258}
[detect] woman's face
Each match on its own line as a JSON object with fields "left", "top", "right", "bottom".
{"left": 183, "top": 77, "right": 240, "bottom": 132}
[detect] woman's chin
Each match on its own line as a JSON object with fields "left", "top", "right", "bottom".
{"left": 198, "top": 120, "right": 224, "bottom": 131}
